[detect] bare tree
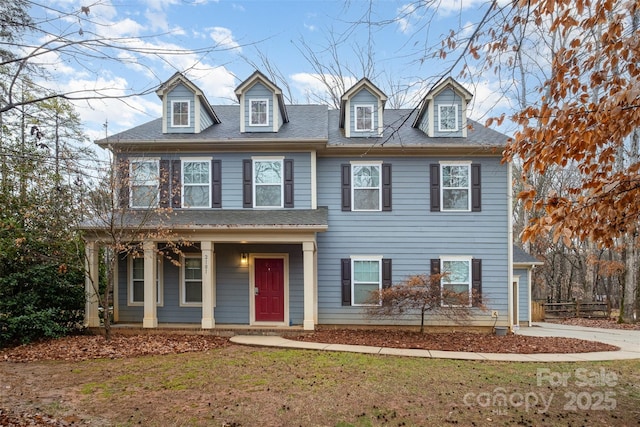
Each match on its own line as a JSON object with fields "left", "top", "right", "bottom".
{"left": 0, "top": 1, "right": 257, "bottom": 114}
{"left": 80, "top": 151, "right": 190, "bottom": 339}
{"left": 365, "top": 273, "right": 485, "bottom": 333}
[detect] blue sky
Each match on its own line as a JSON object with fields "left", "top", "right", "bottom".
{"left": 30, "top": 1, "right": 513, "bottom": 143}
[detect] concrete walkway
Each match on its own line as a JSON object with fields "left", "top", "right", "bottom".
{"left": 230, "top": 322, "right": 640, "bottom": 362}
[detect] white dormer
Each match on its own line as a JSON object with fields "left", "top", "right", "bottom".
{"left": 156, "top": 72, "right": 220, "bottom": 134}
{"left": 412, "top": 77, "right": 473, "bottom": 137}
{"left": 234, "top": 71, "right": 289, "bottom": 133}
{"left": 339, "top": 78, "right": 387, "bottom": 138}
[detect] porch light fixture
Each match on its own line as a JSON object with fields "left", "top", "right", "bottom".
{"left": 240, "top": 253, "right": 248, "bottom": 266}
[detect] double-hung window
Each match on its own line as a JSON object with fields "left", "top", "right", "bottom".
{"left": 171, "top": 100, "right": 190, "bottom": 127}
{"left": 440, "top": 257, "right": 472, "bottom": 307}
{"left": 438, "top": 104, "right": 458, "bottom": 132}
{"left": 249, "top": 99, "right": 269, "bottom": 126}
{"left": 355, "top": 104, "right": 374, "bottom": 131}
{"left": 130, "top": 159, "right": 159, "bottom": 208}
{"left": 254, "top": 158, "right": 283, "bottom": 208}
{"left": 129, "top": 255, "right": 163, "bottom": 306}
{"left": 352, "top": 257, "right": 382, "bottom": 306}
{"left": 182, "top": 256, "right": 202, "bottom": 305}
{"left": 182, "top": 160, "right": 210, "bottom": 208}
{"left": 441, "top": 163, "right": 471, "bottom": 211}
{"left": 352, "top": 162, "right": 381, "bottom": 211}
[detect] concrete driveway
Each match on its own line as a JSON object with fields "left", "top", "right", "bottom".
{"left": 515, "top": 322, "right": 640, "bottom": 360}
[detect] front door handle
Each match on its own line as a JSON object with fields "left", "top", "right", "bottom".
{"left": 254, "top": 287, "right": 259, "bottom": 296}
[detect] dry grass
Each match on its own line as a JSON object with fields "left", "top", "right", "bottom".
{"left": 2, "top": 345, "right": 639, "bottom": 426}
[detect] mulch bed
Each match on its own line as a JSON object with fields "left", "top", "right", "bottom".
{"left": 291, "top": 328, "right": 619, "bottom": 353}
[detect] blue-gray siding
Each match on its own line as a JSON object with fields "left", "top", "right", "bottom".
{"left": 244, "top": 82, "right": 274, "bottom": 132}
{"left": 350, "top": 88, "right": 380, "bottom": 137}
{"left": 433, "top": 88, "right": 463, "bottom": 137}
{"left": 514, "top": 267, "right": 530, "bottom": 323}
{"left": 121, "top": 151, "right": 312, "bottom": 209}
{"left": 315, "top": 155, "right": 509, "bottom": 325}
{"left": 166, "top": 83, "right": 195, "bottom": 133}
{"left": 117, "top": 243, "right": 305, "bottom": 325}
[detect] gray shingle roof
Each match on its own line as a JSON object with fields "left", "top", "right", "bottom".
{"left": 328, "top": 109, "right": 506, "bottom": 149}
{"left": 513, "top": 246, "right": 544, "bottom": 266}
{"left": 97, "top": 105, "right": 329, "bottom": 145}
{"left": 97, "top": 105, "right": 507, "bottom": 151}
{"left": 80, "top": 207, "right": 329, "bottom": 231}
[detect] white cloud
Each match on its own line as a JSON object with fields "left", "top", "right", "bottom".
{"left": 105, "top": 18, "right": 146, "bottom": 37}
{"left": 207, "top": 27, "right": 242, "bottom": 53}
{"left": 290, "top": 73, "right": 357, "bottom": 104}
{"left": 184, "top": 67, "right": 237, "bottom": 103}
{"left": 396, "top": 3, "right": 418, "bottom": 35}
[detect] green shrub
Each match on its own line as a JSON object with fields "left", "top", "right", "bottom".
{"left": 0, "top": 263, "right": 85, "bottom": 348}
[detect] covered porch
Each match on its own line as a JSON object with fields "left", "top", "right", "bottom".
{"left": 82, "top": 209, "right": 328, "bottom": 331}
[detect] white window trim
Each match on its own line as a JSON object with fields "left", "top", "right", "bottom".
{"left": 180, "top": 254, "right": 203, "bottom": 307}
{"left": 351, "top": 161, "right": 382, "bottom": 212}
{"left": 252, "top": 156, "right": 284, "bottom": 208}
{"left": 354, "top": 104, "right": 375, "bottom": 132}
{"left": 171, "top": 100, "right": 191, "bottom": 127}
{"left": 438, "top": 104, "right": 458, "bottom": 132}
{"left": 129, "top": 158, "right": 160, "bottom": 209}
{"left": 350, "top": 255, "right": 383, "bottom": 307}
{"left": 181, "top": 157, "right": 212, "bottom": 208}
{"left": 127, "top": 255, "right": 163, "bottom": 307}
{"left": 439, "top": 161, "right": 472, "bottom": 212}
{"left": 249, "top": 98, "right": 270, "bottom": 126}
{"left": 439, "top": 256, "right": 472, "bottom": 308}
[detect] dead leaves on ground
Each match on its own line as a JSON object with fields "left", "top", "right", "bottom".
{"left": 1, "top": 334, "right": 230, "bottom": 363}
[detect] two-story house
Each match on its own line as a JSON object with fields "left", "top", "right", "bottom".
{"left": 81, "top": 71, "right": 539, "bottom": 332}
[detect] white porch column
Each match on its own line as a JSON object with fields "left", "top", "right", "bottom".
{"left": 201, "top": 241, "right": 216, "bottom": 329}
{"left": 142, "top": 241, "right": 158, "bottom": 328}
{"left": 302, "top": 241, "right": 316, "bottom": 330}
{"left": 84, "top": 241, "right": 100, "bottom": 327}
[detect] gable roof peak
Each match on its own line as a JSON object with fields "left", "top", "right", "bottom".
{"left": 155, "top": 72, "right": 220, "bottom": 126}
{"left": 426, "top": 76, "right": 473, "bottom": 101}
{"left": 341, "top": 77, "right": 387, "bottom": 103}
{"left": 411, "top": 76, "right": 473, "bottom": 129}
{"left": 234, "top": 70, "right": 283, "bottom": 98}
{"left": 234, "top": 70, "right": 289, "bottom": 124}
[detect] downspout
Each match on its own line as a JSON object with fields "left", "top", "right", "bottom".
{"left": 507, "top": 161, "right": 514, "bottom": 331}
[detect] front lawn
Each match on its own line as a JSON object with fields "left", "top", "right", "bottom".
{"left": 1, "top": 345, "right": 638, "bottom": 426}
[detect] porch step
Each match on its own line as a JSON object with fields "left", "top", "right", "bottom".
{"left": 91, "top": 323, "right": 307, "bottom": 338}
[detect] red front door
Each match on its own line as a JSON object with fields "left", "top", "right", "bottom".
{"left": 254, "top": 258, "right": 285, "bottom": 322}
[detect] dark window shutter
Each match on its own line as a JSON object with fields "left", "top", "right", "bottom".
{"left": 472, "top": 258, "right": 482, "bottom": 306}
{"left": 471, "top": 163, "right": 481, "bottom": 212}
{"left": 430, "top": 258, "right": 440, "bottom": 275}
{"left": 341, "top": 164, "right": 351, "bottom": 211}
{"left": 242, "top": 159, "right": 252, "bottom": 208}
{"left": 431, "top": 258, "right": 442, "bottom": 302}
{"left": 430, "top": 164, "right": 440, "bottom": 212}
{"left": 382, "top": 259, "right": 392, "bottom": 289}
{"left": 382, "top": 163, "right": 392, "bottom": 211}
{"left": 159, "top": 160, "right": 170, "bottom": 208}
{"left": 212, "top": 159, "right": 222, "bottom": 208}
{"left": 171, "top": 160, "right": 181, "bottom": 208}
{"left": 118, "top": 158, "right": 130, "bottom": 208}
{"left": 341, "top": 258, "right": 351, "bottom": 306}
{"left": 284, "top": 159, "right": 294, "bottom": 208}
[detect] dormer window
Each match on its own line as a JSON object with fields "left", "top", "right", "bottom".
{"left": 355, "top": 104, "right": 374, "bottom": 131}
{"left": 172, "top": 100, "right": 190, "bottom": 127}
{"left": 438, "top": 104, "right": 458, "bottom": 132}
{"left": 250, "top": 99, "right": 269, "bottom": 126}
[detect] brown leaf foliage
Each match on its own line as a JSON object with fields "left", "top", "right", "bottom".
{"left": 499, "top": 0, "right": 640, "bottom": 247}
